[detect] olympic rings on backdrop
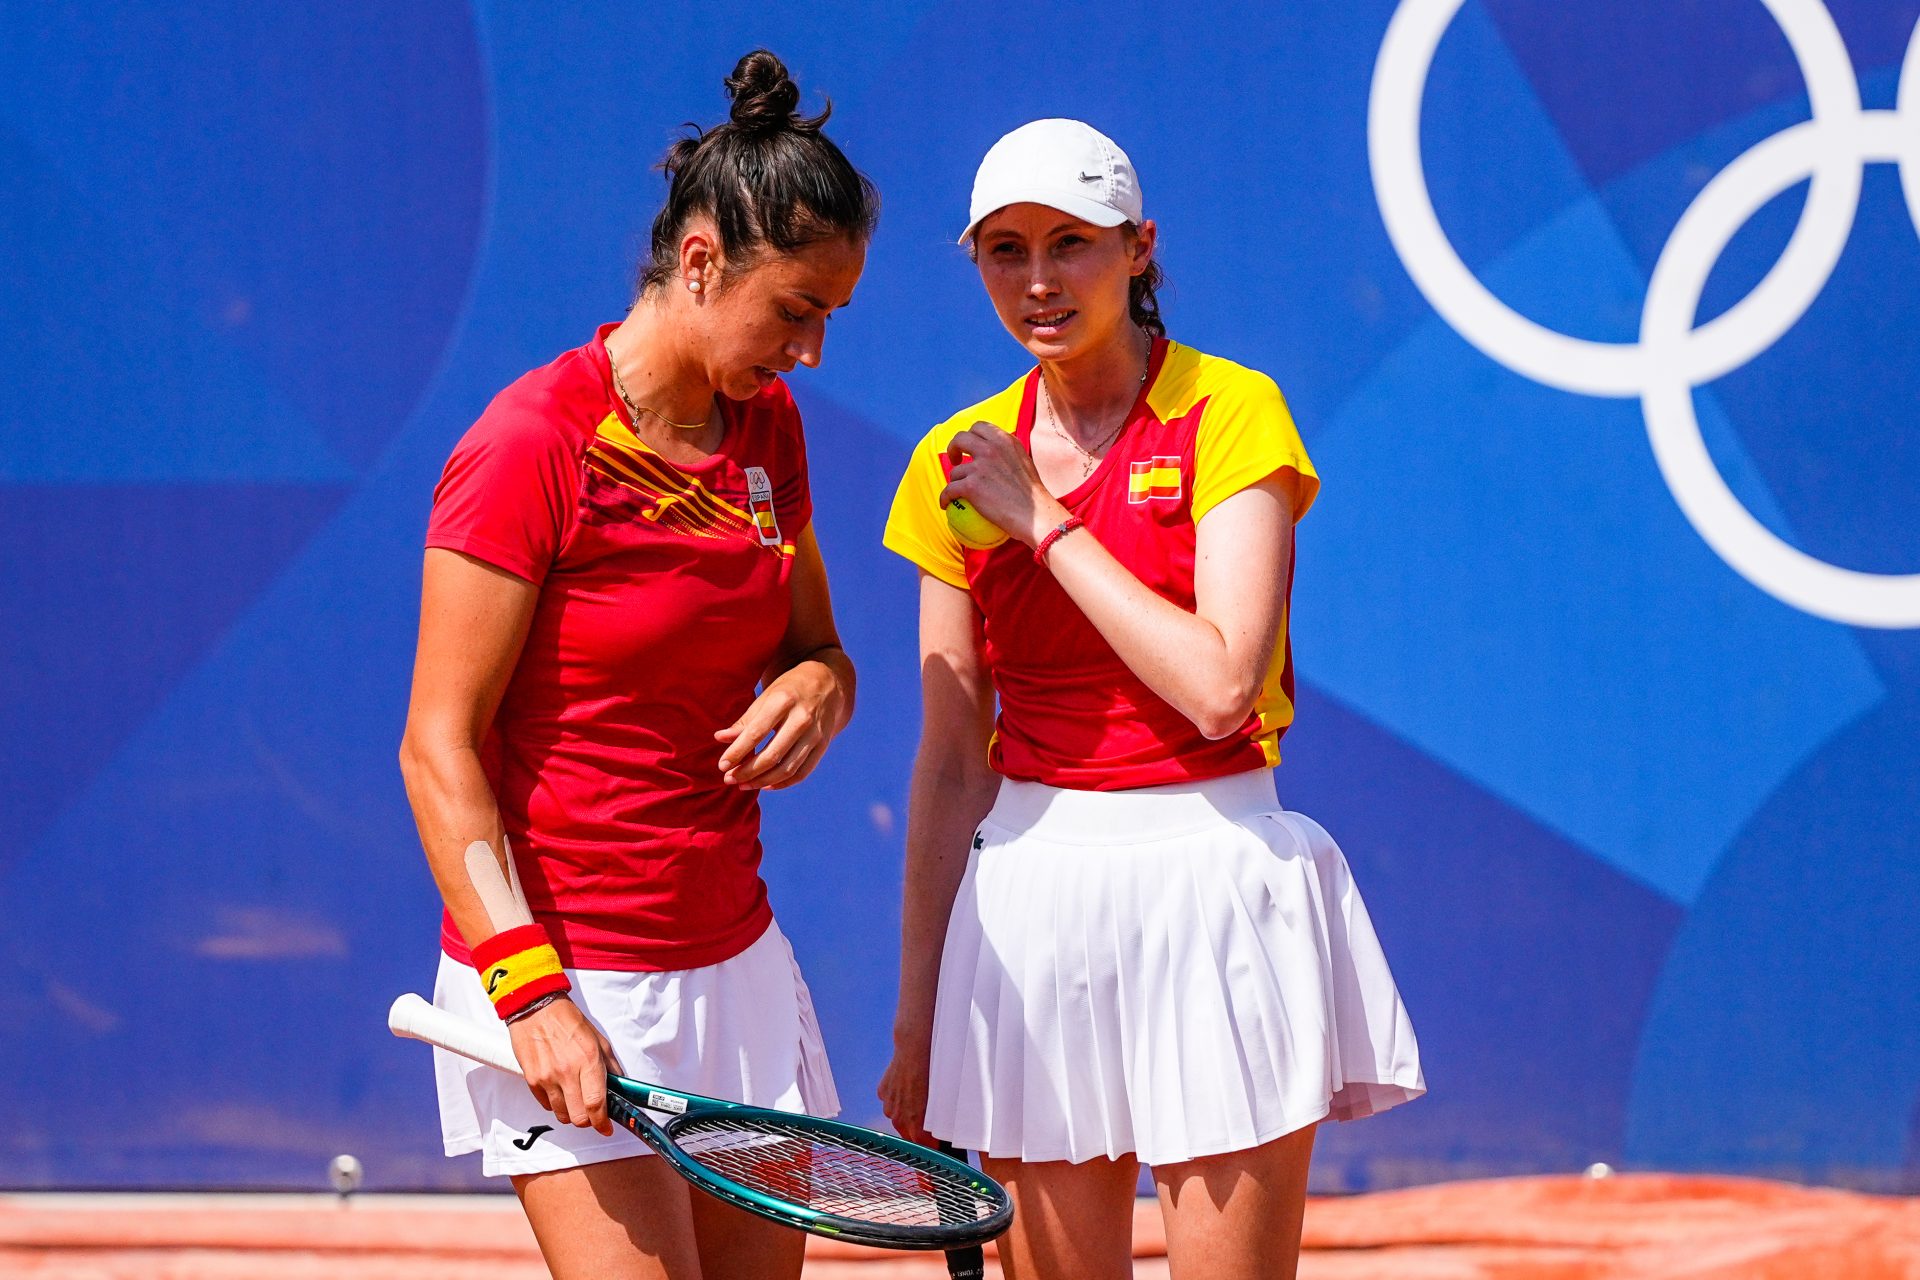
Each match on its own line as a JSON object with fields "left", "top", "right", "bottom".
{"left": 1369, "top": 0, "right": 1920, "bottom": 628}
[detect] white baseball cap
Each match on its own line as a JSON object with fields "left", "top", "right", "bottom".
{"left": 958, "top": 119, "right": 1144, "bottom": 245}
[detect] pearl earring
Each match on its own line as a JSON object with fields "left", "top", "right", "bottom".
{"left": 688, "top": 278, "right": 702, "bottom": 294}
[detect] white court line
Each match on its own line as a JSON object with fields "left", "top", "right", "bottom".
{"left": 0, "top": 1191, "right": 520, "bottom": 1212}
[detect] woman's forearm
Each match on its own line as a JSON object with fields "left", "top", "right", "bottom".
{"left": 945, "top": 427, "right": 1294, "bottom": 741}
{"left": 893, "top": 747, "right": 1000, "bottom": 1045}
{"left": 399, "top": 733, "right": 520, "bottom": 949}
{"left": 1041, "top": 531, "right": 1266, "bottom": 738}
{"left": 403, "top": 549, "right": 547, "bottom": 949}
{"left": 768, "top": 527, "right": 856, "bottom": 736}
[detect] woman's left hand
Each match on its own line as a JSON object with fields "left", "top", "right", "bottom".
{"left": 716, "top": 658, "right": 846, "bottom": 790}
{"left": 941, "top": 423, "right": 1069, "bottom": 548}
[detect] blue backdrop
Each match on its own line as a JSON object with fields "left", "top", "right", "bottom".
{"left": 4, "top": 0, "right": 1917, "bottom": 1191}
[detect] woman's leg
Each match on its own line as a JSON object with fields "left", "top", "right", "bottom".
{"left": 514, "top": 1155, "right": 703, "bottom": 1280}
{"left": 1153, "top": 1123, "right": 1318, "bottom": 1280}
{"left": 981, "top": 1152, "right": 1141, "bottom": 1280}
{"left": 689, "top": 1186, "right": 808, "bottom": 1279}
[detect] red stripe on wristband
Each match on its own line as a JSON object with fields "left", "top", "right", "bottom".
{"left": 471, "top": 924, "right": 571, "bottom": 1021}
{"left": 470, "top": 924, "right": 554, "bottom": 970}
{"left": 491, "top": 970, "right": 570, "bottom": 1020}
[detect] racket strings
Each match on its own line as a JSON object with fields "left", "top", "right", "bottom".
{"left": 669, "top": 1115, "right": 1000, "bottom": 1228}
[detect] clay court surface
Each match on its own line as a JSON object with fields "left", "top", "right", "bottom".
{"left": 4, "top": 1174, "right": 1916, "bottom": 1278}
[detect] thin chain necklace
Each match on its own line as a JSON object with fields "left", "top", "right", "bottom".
{"left": 609, "top": 348, "right": 712, "bottom": 432}
{"left": 1038, "top": 338, "right": 1152, "bottom": 480}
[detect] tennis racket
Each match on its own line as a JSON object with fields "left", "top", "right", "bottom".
{"left": 934, "top": 1141, "right": 989, "bottom": 1279}
{"left": 388, "top": 993, "right": 1012, "bottom": 1252}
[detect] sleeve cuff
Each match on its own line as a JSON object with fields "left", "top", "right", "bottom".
{"left": 425, "top": 533, "right": 545, "bottom": 584}
{"left": 1193, "top": 461, "right": 1319, "bottom": 526}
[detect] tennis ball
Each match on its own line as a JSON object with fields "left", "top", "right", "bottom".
{"left": 945, "top": 496, "right": 1009, "bottom": 550}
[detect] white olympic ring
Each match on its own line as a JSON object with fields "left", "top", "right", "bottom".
{"left": 1369, "top": 0, "right": 1920, "bottom": 628}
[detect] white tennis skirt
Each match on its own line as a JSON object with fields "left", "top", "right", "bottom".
{"left": 925, "top": 770, "right": 1424, "bottom": 1167}
{"left": 432, "top": 917, "right": 839, "bottom": 1177}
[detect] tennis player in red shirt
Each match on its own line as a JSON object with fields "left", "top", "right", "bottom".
{"left": 398, "top": 53, "right": 873, "bottom": 1280}
{"left": 879, "top": 120, "right": 1424, "bottom": 1279}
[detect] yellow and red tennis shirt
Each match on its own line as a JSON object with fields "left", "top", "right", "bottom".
{"left": 427, "top": 324, "right": 807, "bottom": 971}
{"left": 884, "top": 338, "right": 1318, "bottom": 791}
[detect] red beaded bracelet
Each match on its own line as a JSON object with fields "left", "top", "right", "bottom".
{"left": 1034, "top": 516, "right": 1085, "bottom": 565}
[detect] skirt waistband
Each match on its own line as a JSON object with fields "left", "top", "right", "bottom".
{"left": 984, "top": 770, "right": 1281, "bottom": 845}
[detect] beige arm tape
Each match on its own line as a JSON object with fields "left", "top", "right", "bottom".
{"left": 463, "top": 835, "right": 535, "bottom": 932}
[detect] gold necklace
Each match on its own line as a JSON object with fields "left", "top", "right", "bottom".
{"left": 609, "top": 351, "right": 712, "bottom": 432}
{"left": 1040, "top": 382, "right": 1127, "bottom": 479}
{"left": 1039, "top": 341, "right": 1151, "bottom": 479}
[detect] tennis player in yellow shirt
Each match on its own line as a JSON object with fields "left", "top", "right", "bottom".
{"left": 879, "top": 119, "right": 1424, "bottom": 1279}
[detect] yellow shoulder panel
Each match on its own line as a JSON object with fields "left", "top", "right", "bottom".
{"left": 926, "top": 375, "right": 1029, "bottom": 448}
{"left": 883, "top": 373, "right": 1030, "bottom": 589}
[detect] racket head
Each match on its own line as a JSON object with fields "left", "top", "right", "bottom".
{"left": 612, "top": 1095, "right": 1011, "bottom": 1250}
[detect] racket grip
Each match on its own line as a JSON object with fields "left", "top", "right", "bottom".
{"left": 388, "top": 993, "right": 524, "bottom": 1076}
{"left": 944, "top": 1246, "right": 986, "bottom": 1280}
{"left": 935, "top": 1141, "right": 988, "bottom": 1280}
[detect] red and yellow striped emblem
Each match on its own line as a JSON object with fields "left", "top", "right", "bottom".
{"left": 469, "top": 923, "right": 571, "bottom": 1020}
{"left": 1128, "top": 456, "right": 1183, "bottom": 504}
{"left": 481, "top": 942, "right": 564, "bottom": 1001}
{"left": 582, "top": 414, "right": 793, "bottom": 556}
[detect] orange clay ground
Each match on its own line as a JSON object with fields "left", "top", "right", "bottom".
{"left": 3, "top": 1175, "right": 1917, "bottom": 1278}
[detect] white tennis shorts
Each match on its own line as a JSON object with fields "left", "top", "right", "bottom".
{"left": 432, "top": 918, "right": 839, "bottom": 1177}
{"left": 925, "top": 769, "right": 1424, "bottom": 1167}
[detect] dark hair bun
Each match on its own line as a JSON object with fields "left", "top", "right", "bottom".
{"left": 725, "top": 50, "right": 808, "bottom": 135}
{"left": 635, "top": 49, "right": 876, "bottom": 297}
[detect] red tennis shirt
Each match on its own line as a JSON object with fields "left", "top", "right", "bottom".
{"left": 428, "top": 324, "right": 808, "bottom": 970}
{"left": 883, "top": 338, "right": 1318, "bottom": 790}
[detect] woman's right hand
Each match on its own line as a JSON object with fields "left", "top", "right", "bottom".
{"left": 507, "top": 996, "right": 622, "bottom": 1136}
{"left": 941, "top": 422, "right": 1066, "bottom": 548}
{"left": 878, "top": 1021, "right": 934, "bottom": 1147}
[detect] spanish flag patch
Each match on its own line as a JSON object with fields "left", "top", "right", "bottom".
{"left": 744, "top": 465, "right": 784, "bottom": 547}
{"left": 1128, "top": 456, "right": 1183, "bottom": 504}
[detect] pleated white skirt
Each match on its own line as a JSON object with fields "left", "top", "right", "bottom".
{"left": 925, "top": 770, "right": 1423, "bottom": 1167}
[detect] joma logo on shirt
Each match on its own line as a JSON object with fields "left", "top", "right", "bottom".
{"left": 1127, "top": 457, "right": 1183, "bottom": 504}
